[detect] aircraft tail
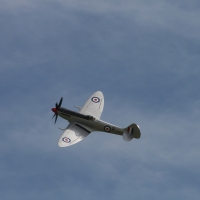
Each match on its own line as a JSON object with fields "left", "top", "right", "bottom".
{"left": 123, "top": 123, "right": 141, "bottom": 141}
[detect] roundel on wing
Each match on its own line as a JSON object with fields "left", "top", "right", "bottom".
{"left": 91, "top": 97, "right": 100, "bottom": 103}
{"left": 62, "top": 137, "right": 71, "bottom": 143}
{"left": 104, "top": 126, "right": 111, "bottom": 132}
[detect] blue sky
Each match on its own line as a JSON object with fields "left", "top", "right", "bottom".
{"left": 1, "top": 0, "right": 200, "bottom": 199}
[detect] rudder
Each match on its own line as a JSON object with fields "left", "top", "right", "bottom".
{"left": 123, "top": 123, "right": 141, "bottom": 141}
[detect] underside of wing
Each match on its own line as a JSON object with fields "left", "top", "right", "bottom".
{"left": 58, "top": 122, "right": 91, "bottom": 147}
{"left": 79, "top": 91, "right": 104, "bottom": 119}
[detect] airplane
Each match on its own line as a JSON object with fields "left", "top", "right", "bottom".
{"left": 51, "top": 91, "right": 141, "bottom": 147}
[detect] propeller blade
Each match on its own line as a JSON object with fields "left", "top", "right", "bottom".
{"left": 52, "top": 97, "right": 63, "bottom": 124}
{"left": 58, "top": 97, "right": 63, "bottom": 108}
{"left": 52, "top": 113, "right": 56, "bottom": 119}
{"left": 54, "top": 115, "right": 58, "bottom": 124}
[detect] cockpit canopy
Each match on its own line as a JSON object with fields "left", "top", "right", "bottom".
{"left": 87, "top": 115, "right": 95, "bottom": 121}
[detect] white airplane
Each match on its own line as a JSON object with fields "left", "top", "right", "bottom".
{"left": 51, "top": 91, "right": 141, "bottom": 147}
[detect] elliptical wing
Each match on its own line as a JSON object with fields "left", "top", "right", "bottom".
{"left": 79, "top": 91, "right": 104, "bottom": 119}
{"left": 58, "top": 122, "right": 91, "bottom": 147}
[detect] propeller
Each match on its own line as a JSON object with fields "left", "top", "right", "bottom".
{"left": 52, "top": 97, "right": 63, "bottom": 124}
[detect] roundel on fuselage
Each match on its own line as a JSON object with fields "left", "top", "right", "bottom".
{"left": 104, "top": 126, "right": 111, "bottom": 132}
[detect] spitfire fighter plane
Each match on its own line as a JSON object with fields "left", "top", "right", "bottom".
{"left": 51, "top": 91, "right": 141, "bottom": 147}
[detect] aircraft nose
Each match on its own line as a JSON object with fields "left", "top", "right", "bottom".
{"left": 51, "top": 108, "right": 57, "bottom": 113}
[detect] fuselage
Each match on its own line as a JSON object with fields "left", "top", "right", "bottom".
{"left": 57, "top": 107, "right": 124, "bottom": 135}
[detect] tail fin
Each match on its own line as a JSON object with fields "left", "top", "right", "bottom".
{"left": 123, "top": 123, "right": 141, "bottom": 141}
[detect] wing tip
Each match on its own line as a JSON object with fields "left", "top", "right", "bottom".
{"left": 58, "top": 141, "right": 69, "bottom": 147}
{"left": 94, "top": 91, "right": 104, "bottom": 98}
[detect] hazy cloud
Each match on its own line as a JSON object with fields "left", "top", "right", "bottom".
{"left": 1, "top": 0, "right": 200, "bottom": 199}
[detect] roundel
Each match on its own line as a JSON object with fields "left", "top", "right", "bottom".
{"left": 104, "top": 126, "right": 111, "bottom": 132}
{"left": 62, "top": 137, "right": 71, "bottom": 143}
{"left": 91, "top": 97, "right": 100, "bottom": 103}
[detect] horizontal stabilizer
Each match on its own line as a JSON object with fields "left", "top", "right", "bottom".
{"left": 123, "top": 123, "right": 141, "bottom": 141}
